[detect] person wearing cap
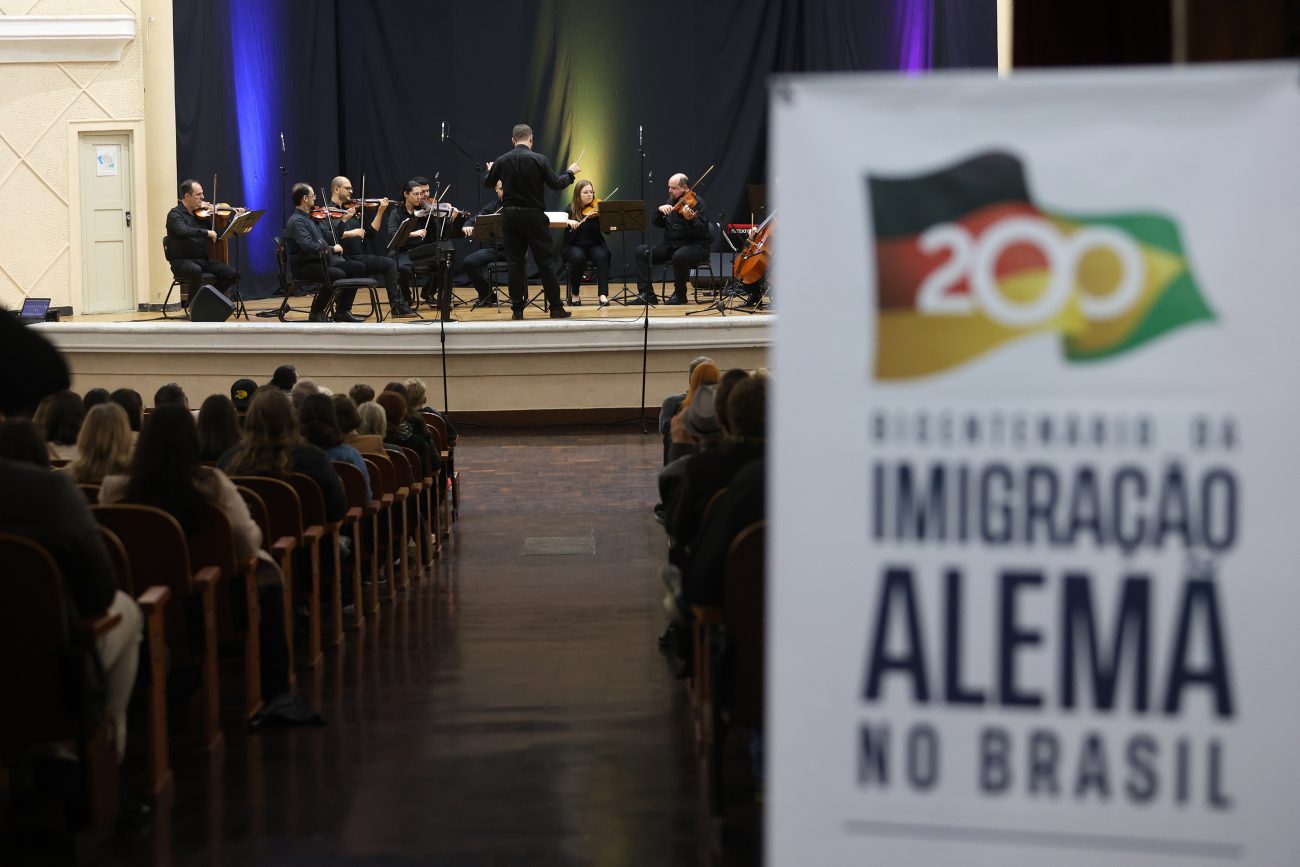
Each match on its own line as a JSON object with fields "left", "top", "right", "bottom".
{"left": 230, "top": 378, "right": 257, "bottom": 413}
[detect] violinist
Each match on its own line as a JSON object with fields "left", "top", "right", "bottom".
{"left": 165, "top": 179, "right": 240, "bottom": 308}
{"left": 634, "top": 173, "right": 711, "bottom": 305}
{"left": 284, "top": 183, "right": 365, "bottom": 323}
{"left": 329, "top": 176, "right": 408, "bottom": 318}
{"left": 562, "top": 180, "right": 611, "bottom": 306}
{"left": 483, "top": 123, "right": 580, "bottom": 320}
{"left": 383, "top": 176, "right": 439, "bottom": 310}
{"left": 460, "top": 180, "right": 506, "bottom": 308}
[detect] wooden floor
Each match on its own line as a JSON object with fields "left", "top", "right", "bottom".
{"left": 87, "top": 427, "right": 759, "bottom": 867}
{"left": 65, "top": 281, "right": 767, "bottom": 324}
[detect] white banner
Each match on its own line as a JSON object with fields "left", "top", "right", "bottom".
{"left": 770, "top": 64, "right": 1300, "bottom": 866}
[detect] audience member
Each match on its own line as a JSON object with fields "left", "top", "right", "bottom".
{"left": 0, "top": 445, "right": 142, "bottom": 759}
{"left": 66, "top": 402, "right": 133, "bottom": 484}
{"left": 153, "top": 382, "right": 188, "bottom": 409}
{"left": 382, "top": 381, "right": 437, "bottom": 453}
{"left": 299, "top": 393, "right": 371, "bottom": 502}
{"left": 219, "top": 387, "right": 346, "bottom": 522}
{"left": 197, "top": 394, "right": 242, "bottom": 461}
{"left": 405, "top": 376, "right": 458, "bottom": 439}
{"left": 667, "top": 361, "right": 720, "bottom": 463}
{"left": 290, "top": 378, "right": 319, "bottom": 412}
{"left": 348, "top": 383, "right": 375, "bottom": 405}
{"left": 376, "top": 390, "right": 436, "bottom": 475}
{"left": 0, "top": 417, "right": 51, "bottom": 468}
{"left": 0, "top": 312, "right": 70, "bottom": 418}
{"left": 659, "top": 356, "right": 712, "bottom": 464}
{"left": 230, "top": 378, "right": 257, "bottom": 412}
{"left": 270, "top": 365, "right": 297, "bottom": 392}
{"left": 352, "top": 401, "right": 389, "bottom": 454}
{"left": 33, "top": 389, "right": 84, "bottom": 460}
{"left": 99, "top": 404, "right": 303, "bottom": 716}
{"left": 83, "top": 387, "right": 110, "bottom": 410}
{"left": 109, "top": 387, "right": 143, "bottom": 432}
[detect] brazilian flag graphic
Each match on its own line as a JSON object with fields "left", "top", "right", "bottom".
{"left": 867, "top": 152, "right": 1215, "bottom": 380}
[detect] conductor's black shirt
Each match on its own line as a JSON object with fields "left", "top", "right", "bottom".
{"left": 483, "top": 144, "right": 573, "bottom": 210}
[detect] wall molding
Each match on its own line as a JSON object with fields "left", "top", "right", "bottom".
{"left": 0, "top": 15, "right": 135, "bottom": 64}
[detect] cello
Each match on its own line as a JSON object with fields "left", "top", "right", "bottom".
{"left": 732, "top": 210, "right": 776, "bottom": 285}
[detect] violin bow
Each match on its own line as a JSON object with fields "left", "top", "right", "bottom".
{"left": 210, "top": 173, "right": 218, "bottom": 231}
{"left": 576, "top": 186, "right": 619, "bottom": 227}
{"left": 320, "top": 186, "right": 338, "bottom": 244}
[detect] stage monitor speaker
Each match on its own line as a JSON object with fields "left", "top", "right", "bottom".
{"left": 189, "top": 284, "right": 234, "bottom": 322}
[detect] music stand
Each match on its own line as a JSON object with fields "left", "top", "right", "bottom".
{"left": 468, "top": 214, "right": 507, "bottom": 309}
{"left": 597, "top": 201, "right": 646, "bottom": 306}
{"left": 219, "top": 208, "right": 263, "bottom": 320}
{"left": 386, "top": 217, "right": 416, "bottom": 252}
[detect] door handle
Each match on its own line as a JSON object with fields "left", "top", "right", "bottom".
{"left": 125, "top": 210, "right": 131, "bottom": 228}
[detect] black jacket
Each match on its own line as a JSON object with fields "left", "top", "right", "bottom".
{"left": 285, "top": 210, "right": 333, "bottom": 270}
{"left": 653, "top": 195, "right": 712, "bottom": 247}
{"left": 0, "top": 460, "right": 117, "bottom": 617}
{"left": 166, "top": 204, "right": 211, "bottom": 261}
{"left": 562, "top": 213, "right": 606, "bottom": 250}
{"left": 483, "top": 144, "right": 573, "bottom": 209}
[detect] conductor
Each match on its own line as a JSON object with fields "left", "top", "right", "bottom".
{"left": 483, "top": 124, "right": 580, "bottom": 320}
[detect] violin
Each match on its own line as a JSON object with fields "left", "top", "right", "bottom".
{"left": 193, "top": 201, "right": 245, "bottom": 220}
{"left": 310, "top": 205, "right": 351, "bottom": 222}
{"left": 573, "top": 186, "right": 619, "bottom": 227}
{"left": 668, "top": 165, "right": 714, "bottom": 221}
{"left": 346, "top": 198, "right": 387, "bottom": 209}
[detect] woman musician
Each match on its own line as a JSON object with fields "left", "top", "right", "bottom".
{"left": 563, "top": 180, "right": 611, "bottom": 306}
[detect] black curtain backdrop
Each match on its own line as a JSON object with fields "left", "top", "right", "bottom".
{"left": 175, "top": 0, "right": 995, "bottom": 291}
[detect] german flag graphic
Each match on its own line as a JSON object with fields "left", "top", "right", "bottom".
{"left": 868, "top": 152, "right": 1215, "bottom": 380}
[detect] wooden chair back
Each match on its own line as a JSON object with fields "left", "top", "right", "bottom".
{"left": 79, "top": 482, "right": 101, "bottom": 503}
{"left": 723, "top": 520, "right": 767, "bottom": 727}
{"left": 97, "top": 523, "right": 134, "bottom": 595}
{"left": 90, "top": 504, "right": 197, "bottom": 662}
{"left": 0, "top": 532, "right": 73, "bottom": 746}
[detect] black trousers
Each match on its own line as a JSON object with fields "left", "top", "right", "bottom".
{"left": 564, "top": 243, "right": 611, "bottom": 297}
{"left": 346, "top": 253, "right": 400, "bottom": 311}
{"left": 634, "top": 242, "right": 708, "bottom": 299}
{"left": 394, "top": 251, "right": 437, "bottom": 307}
{"left": 296, "top": 257, "right": 362, "bottom": 318}
{"left": 503, "top": 207, "right": 563, "bottom": 311}
{"left": 461, "top": 246, "right": 506, "bottom": 299}
{"left": 171, "top": 258, "right": 239, "bottom": 304}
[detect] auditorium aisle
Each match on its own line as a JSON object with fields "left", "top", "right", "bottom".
{"left": 98, "top": 427, "right": 752, "bottom": 867}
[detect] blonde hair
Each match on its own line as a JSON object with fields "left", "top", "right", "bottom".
{"left": 356, "top": 401, "right": 387, "bottom": 436}
{"left": 68, "top": 403, "right": 133, "bottom": 484}
{"left": 403, "top": 378, "right": 427, "bottom": 410}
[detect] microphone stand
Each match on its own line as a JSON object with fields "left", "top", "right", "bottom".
{"left": 443, "top": 124, "right": 485, "bottom": 217}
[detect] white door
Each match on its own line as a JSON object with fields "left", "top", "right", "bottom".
{"left": 79, "top": 133, "right": 135, "bottom": 313}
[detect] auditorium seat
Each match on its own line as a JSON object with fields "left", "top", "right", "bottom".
{"left": 333, "top": 461, "right": 378, "bottom": 626}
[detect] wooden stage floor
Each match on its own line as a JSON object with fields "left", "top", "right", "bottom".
{"left": 64, "top": 281, "right": 771, "bottom": 325}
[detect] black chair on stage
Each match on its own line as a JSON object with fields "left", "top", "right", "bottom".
{"left": 274, "top": 239, "right": 382, "bottom": 323}
{"left": 161, "top": 235, "right": 213, "bottom": 320}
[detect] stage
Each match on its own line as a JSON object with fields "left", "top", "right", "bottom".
{"left": 36, "top": 284, "right": 772, "bottom": 423}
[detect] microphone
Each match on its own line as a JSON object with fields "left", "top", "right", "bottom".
{"left": 638, "top": 125, "right": 642, "bottom": 148}
{"left": 280, "top": 131, "right": 285, "bottom": 154}
{"left": 441, "top": 122, "right": 447, "bottom": 143}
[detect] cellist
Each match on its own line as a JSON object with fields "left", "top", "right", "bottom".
{"left": 633, "top": 173, "right": 711, "bottom": 305}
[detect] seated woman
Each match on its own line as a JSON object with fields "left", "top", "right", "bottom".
{"left": 562, "top": 180, "right": 612, "bottom": 306}
{"left": 375, "top": 390, "right": 435, "bottom": 476}
{"left": 667, "top": 360, "right": 720, "bottom": 463}
{"left": 196, "top": 394, "right": 242, "bottom": 462}
{"left": 300, "top": 393, "right": 371, "bottom": 503}
{"left": 34, "top": 389, "right": 84, "bottom": 461}
{"left": 340, "top": 395, "right": 386, "bottom": 456}
{"left": 404, "top": 377, "right": 458, "bottom": 440}
{"left": 218, "top": 387, "right": 346, "bottom": 524}
{"left": 99, "top": 404, "right": 308, "bottom": 717}
{"left": 65, "top": 402, "right": 134, "bottom": 484}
